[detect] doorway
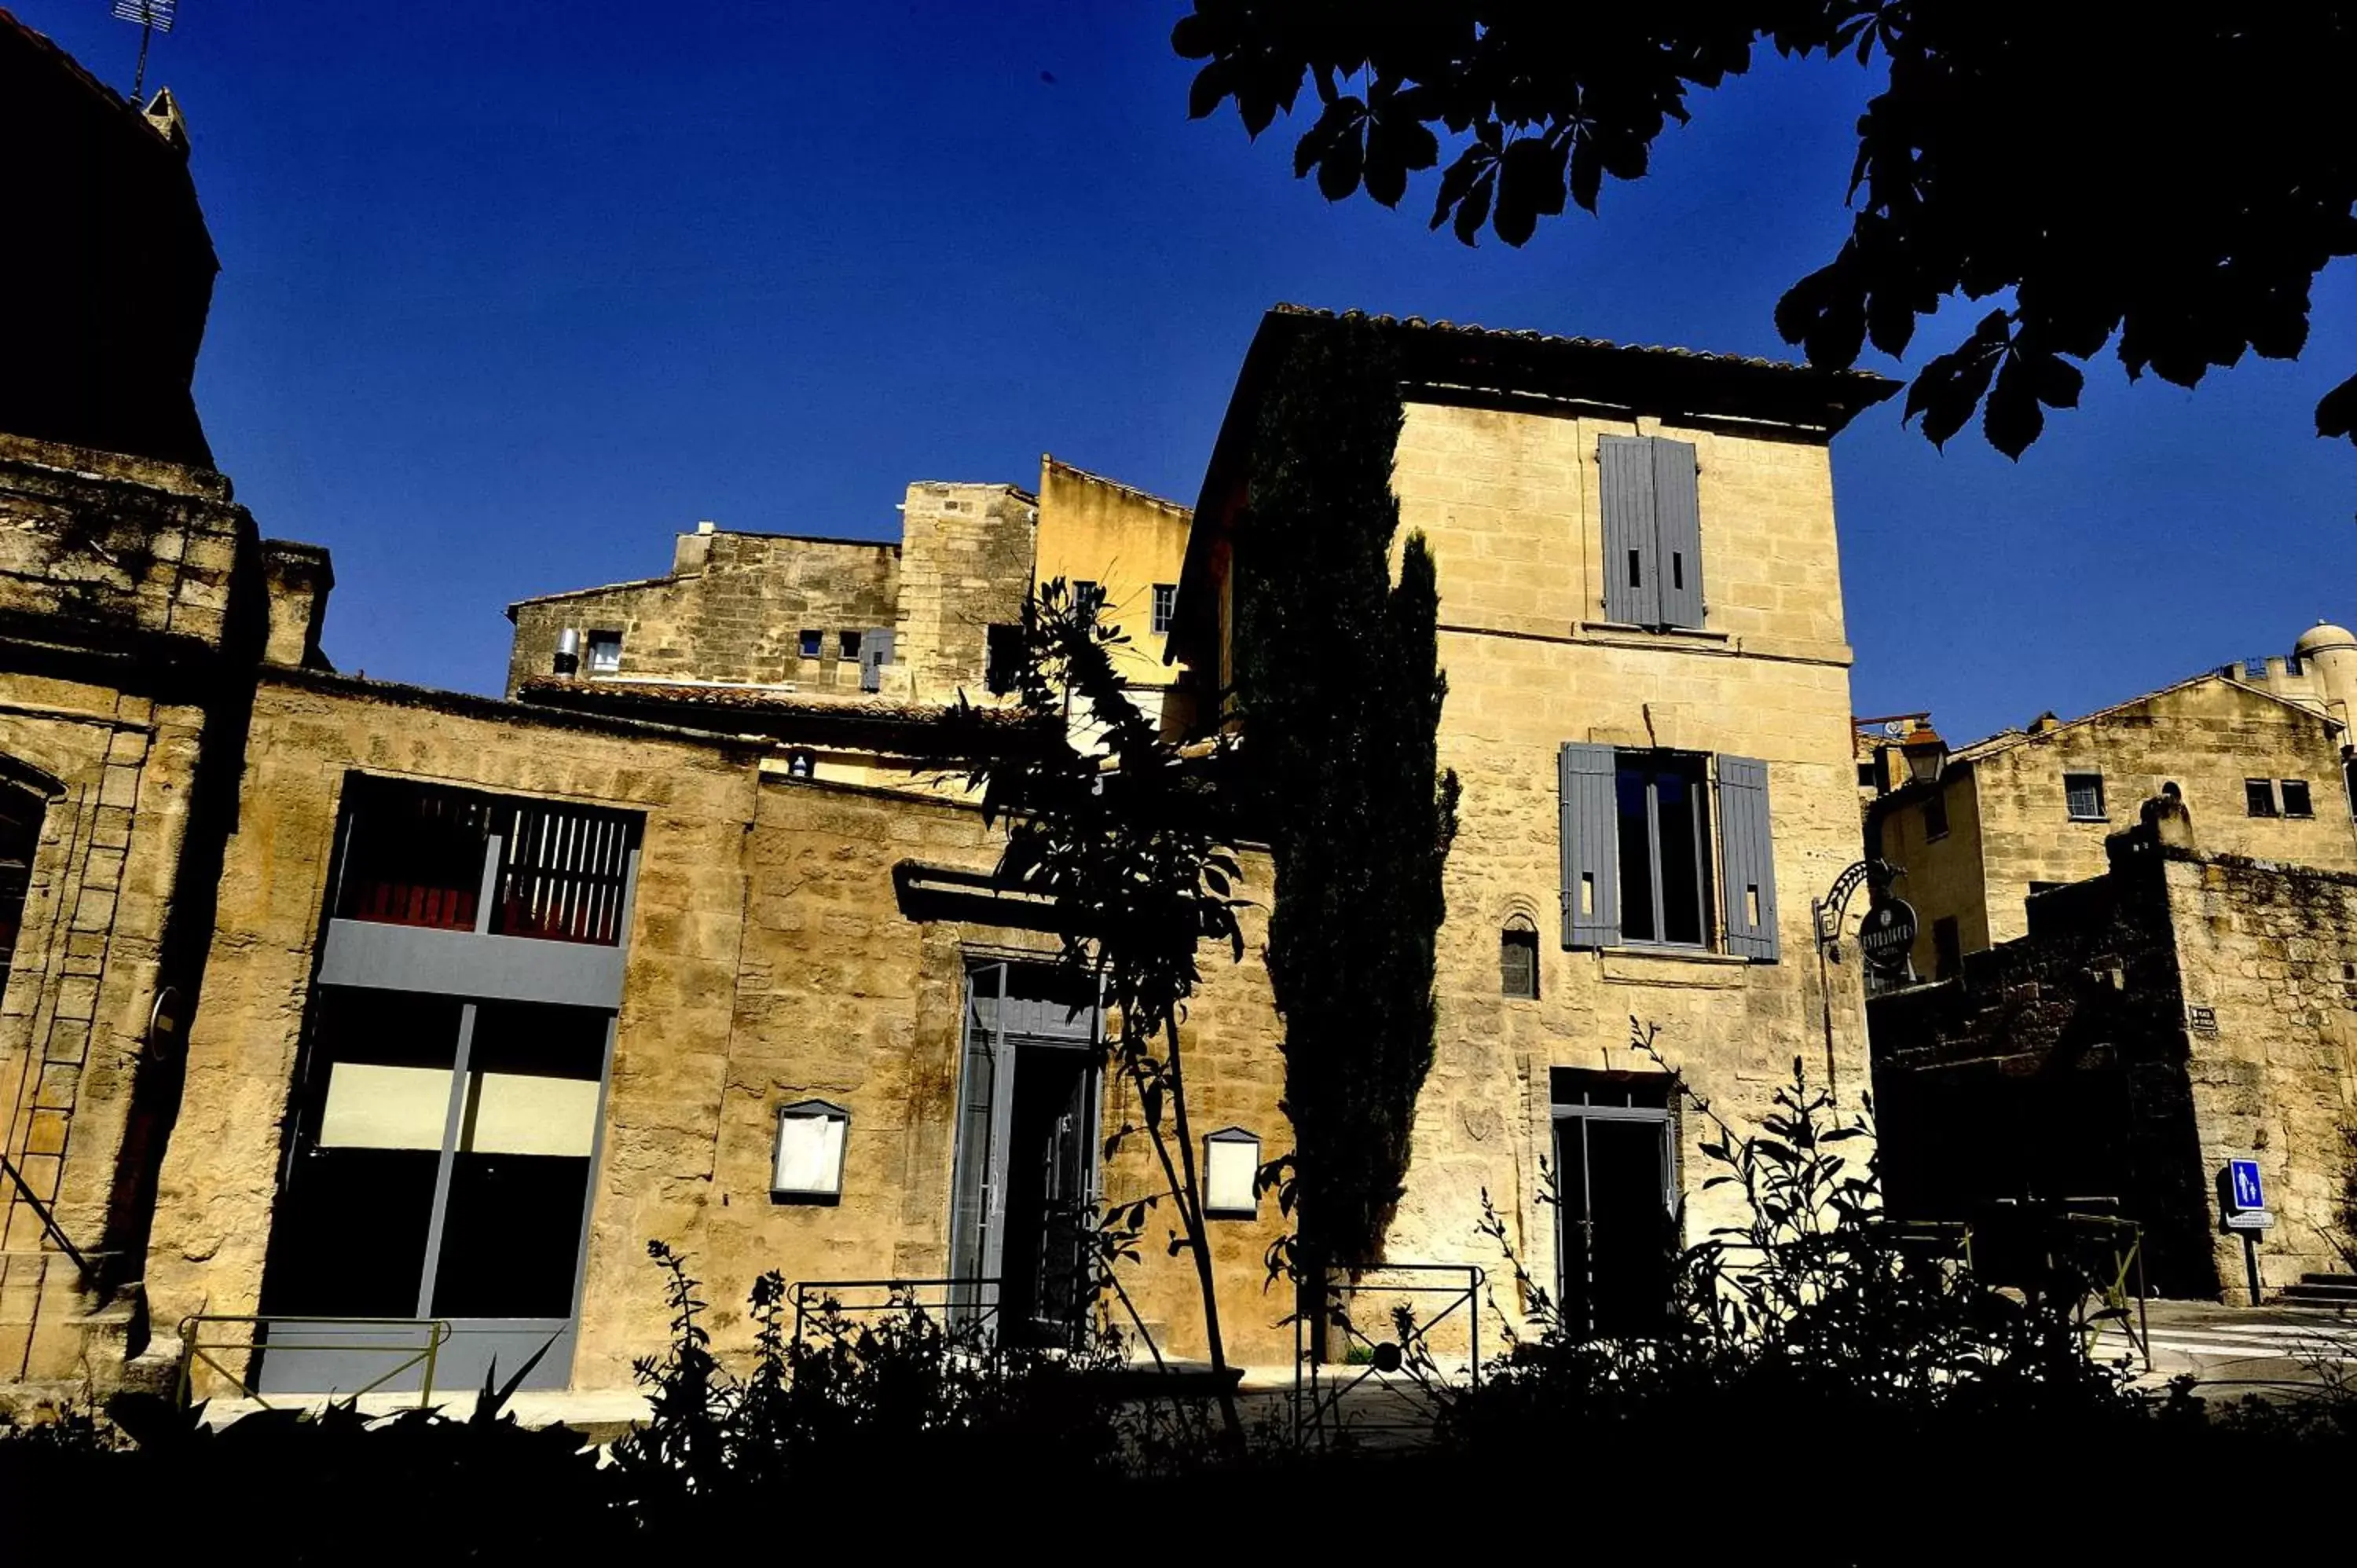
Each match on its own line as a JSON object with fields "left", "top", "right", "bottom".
{"left": 1552, "top": 1068, "right": 1677, "bottom": 1339}
{"left": 948, "top": 962, "right": 1102, "bottom": 1346}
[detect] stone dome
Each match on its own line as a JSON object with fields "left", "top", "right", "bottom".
{"left": 2295, "top": 621, "right": 2357, "bottom": 657}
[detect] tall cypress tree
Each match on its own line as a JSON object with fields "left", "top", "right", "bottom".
{"left": 1235, "top": 321, "right": 1457, "bottom": 1273}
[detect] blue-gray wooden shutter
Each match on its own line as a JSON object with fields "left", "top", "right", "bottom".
{"left": 1717, "top": 755, "right": 1780, "bottom": 961}
{"left": 1651, "top": 438, "right": 1704, "bottom": 629}
{"left": 1560, "top": 742, "right": 1619, "bottom": 950}
{"left": 859, "top": 628, "right": 894, "bottom": 692}
{"left": 1598, "top": 436, "right": 1659, "bottom": 626}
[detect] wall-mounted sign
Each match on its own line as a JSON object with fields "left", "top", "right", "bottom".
{"left": 2227, "top": 1157, "right": 2265, "bottom": 1212}
{"left": 1857, "top": 899, "right": 1919, "bottom": 977}
{"left": 2187, "top": 1005, "right": 2218, "bottom": 1033}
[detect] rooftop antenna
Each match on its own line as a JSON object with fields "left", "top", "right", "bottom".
{"left": 111, "top": 0, "right": 177, "bottom": 103}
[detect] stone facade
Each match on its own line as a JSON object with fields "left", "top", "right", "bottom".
{"left": 507, "top": 526, "right": 900, "bottom": 696}
{"left": 1177, "top": 308, "right": 1897, "bottom": 1334}
{"left": 134, "top": 669, "right": 1292, "bottom": 1390}
{"left": 0, "top": 430, "right": 309, "bottom": 1385}
{"left": 1871, "top": 799, "right": 2357, "bottom": 1303}
{"left": 1869, "top": 675, "right": 2357, "bottom": 980}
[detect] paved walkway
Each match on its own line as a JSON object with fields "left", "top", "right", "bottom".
{"left": 2117, "top": 1299, "right": 2357, "bottom": 1391}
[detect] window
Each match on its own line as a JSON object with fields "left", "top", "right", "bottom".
{"left": 838, "top": 630, "right": 861, "bottom": 659}
{"left": 1072, "top": 581, "right": 1105, "bottom": 618}
{"left": 1500, "top": 921, "right": 1539, "bottom": 999}
{"left": 585, "top": 630, "right": 622, "bottom": 674}
{"left": 1597, "top": 434, "right": 1703, "bottom": 629}
{"left": 985, "top": 624, "right": 1022, "bottom": 694}
{"left": 2246, "top": 779, "right": 2278, "bottom": 817}
{"left": 1560, "top": 744, "right": 1777, "bottom": 960}
{"left": 797, "top": 628, "right": 823, "bottom": 659}
{"left": 1857, "top": 760, "right": 1878, "bottom": 789}
{"left": 331, "top": 775, "right": 640, "bottom": 946}
{"left": 1923, "top": 789, "right": 1949, "bottom": 841}
{"left": 2281, "top": 779, "right": 2314, "bottom": 818}
{"left": 1150, "top": 582, "right": 1178, "bottom": 636}
{"left": 2064, "top": 772, "right": 2106, "bottom": 821}
{"left": 1614, "top": 753, "right": 1712, "bottom": 947}
{"left": 1932, "top": 916, "right": 1962, "bottom": 980}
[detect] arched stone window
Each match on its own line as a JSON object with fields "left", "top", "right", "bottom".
{"left": 1500, "top": 915, "right": 1540, "bottom": 1000}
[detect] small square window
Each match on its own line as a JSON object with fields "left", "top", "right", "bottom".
{"left": 2063, "top": 773, "right": 2105, "bottom": 821}
{"left": 798, "top": 629, "right": 823, "bottom": 660}
{"left": 1923, "top": 789, "right": 1949, "bottom": 841}
{"left": 2245, "top": 779, "right": 2279, "bottom": 817}
{"left": 1151, "top": 583, "right": 1178, "bottom": 636}
{"left": 1072, "top": 581, "right": 1105, "bottom": 618}
{"left": 585, "top": 631, "right": 622, "bottom": 673}
{"left": 1500, "top": 924, "right": 1539, "bottom": 999}
{"left": 838, "top": 630, "right": 861, "bottom": 659}
{"left": 2281, "top": 779, "right": 2313, "bottom": 818}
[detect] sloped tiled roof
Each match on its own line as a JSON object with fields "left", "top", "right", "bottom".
{"left": 1269, "top": 303, "right": 1895, "bottom": 392}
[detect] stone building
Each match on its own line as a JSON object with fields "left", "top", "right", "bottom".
{"left": 1867, "top": 672, "right": 2357, "bottom": 983}
{"left": 1171, "top": 306, "right": 1896, "bottom": 1331}
{"left": 504, "top": 457, "right": 1193, "bottom": 784}
{"left": 1870, "top": 795, "right": 2357, "bottom": 1302}
{"left": 0, "top": 13, "right": 1904, "bottom": 1401}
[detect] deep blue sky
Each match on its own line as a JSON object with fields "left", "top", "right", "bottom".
{"left": 24, "top": 2, "right": 2357, "bottom": 742}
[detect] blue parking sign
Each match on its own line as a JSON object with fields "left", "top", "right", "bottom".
{"left": 2227, "top": 1158, "right": 2265, "bottom": 1212}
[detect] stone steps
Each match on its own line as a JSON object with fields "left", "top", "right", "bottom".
{"left": 2275, "top": 1273, "right": 2357, "bottom": 1306}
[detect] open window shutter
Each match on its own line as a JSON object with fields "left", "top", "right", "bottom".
{"left": 1717, "top": 755, "right": 1780, "bottom": 961}
{"left": 858, "top": 628, "right": 894, "bottom": 692}
{"left": 1560, "top": 742, "right": 1619, "bottom": 950}
{"left": 1598, "top": 436, "right": 1659, "bottom": 626}
{"left": 1651, "top": 438, "right": 1704, "bottom": 629}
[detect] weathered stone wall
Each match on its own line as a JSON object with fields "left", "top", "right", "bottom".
{"left": 1870, "top": 811, "right": 2357, "bottom": 1302}
{"left": 1974, "top": 680, "right": 2357, "bottom": 940}
{"left": 0, "top": 434, "right": 256, "bottom": 1383}
{"left": 892, "top": 484, "right": 1036, "bottom": 706}
{"left": 147, "top": 671, "right": 1293, "bottom": 1390}
{"left": 2162, "top": 852, "right": 2357, "bottom": 1296}
{"left": 506, "top": 527, "right": 900, "bottom": 696}
{"left": 1878, "top": 678, "right": 2357, "bottom": 979}
{"left": 1381, "top": 397, "right": 1873, "bottom": 1331}
{"left": 1866, "top": 830, "right": 2220, "bottom": 1296}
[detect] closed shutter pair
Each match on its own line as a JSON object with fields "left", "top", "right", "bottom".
{"left": 1557, "top": 743, "right": 1779, "bottom": 960}
{"left": 1600, "top": 435, "right": 1704, "bottom": 629}
{"left": 858, "top": 628, "right": 895, "bottom": 693}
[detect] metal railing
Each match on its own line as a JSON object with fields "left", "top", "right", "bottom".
{"left": 789, "top": 1277, "right": 1003, "bottom": 1346}
{"left": 1295, "top": 1263, "right": 1484, "bottom": 1449}
{"left": 0, "top": 1149, "right": 96, "bottom": 1288}
{"left": 176, "top": 1315, "right": 452, "bottom": 1409}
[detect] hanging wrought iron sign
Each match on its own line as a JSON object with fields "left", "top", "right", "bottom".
{"left": 1857, "top": 899, "right": 1919, "bottom": 976}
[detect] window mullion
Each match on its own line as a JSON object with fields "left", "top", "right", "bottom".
{"left": 1645, "top": 775, "right": 1667, "bottom": 941}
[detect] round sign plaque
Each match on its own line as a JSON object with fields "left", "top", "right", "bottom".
{"left": 1857, "top": 899, "right": 1919, "bottom": 976}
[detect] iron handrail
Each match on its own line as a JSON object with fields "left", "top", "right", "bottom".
{"left": 0, "top": 1149, "right": 96, "bottom": 1288}
{"left": 177, "top": 1314, "right": 452, "bottom": 1409}
{"left": 789, "top": 1277, "right": 1003, "bottom": 1343}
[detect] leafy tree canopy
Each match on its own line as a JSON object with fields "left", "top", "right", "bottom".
{"left": 1174, "top": 4, "right": 2357, "bottom": 457}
